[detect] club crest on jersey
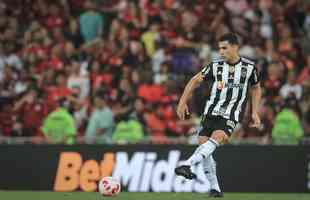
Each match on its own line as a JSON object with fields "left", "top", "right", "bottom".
{"left": 229, "top": 66, "right": 235, "bottom": 73}
{"left": 217, "top": 81, "right": 224, "bottom": 90}
{"left": 241, "top": 67, "right": 247, "bottom": 77}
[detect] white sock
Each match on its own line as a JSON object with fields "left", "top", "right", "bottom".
{"left": 183, "top": 138, "right": 219, "bottom": 166}
{"left": 203, "top": 155, "right": 221, "bottom": 192}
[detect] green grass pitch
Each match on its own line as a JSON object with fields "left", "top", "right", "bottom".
{"left": 1, "top": 191, "right": 310, "bottom": 200}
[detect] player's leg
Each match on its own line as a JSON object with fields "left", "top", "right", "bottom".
{"left": 175, "top": 117, "right": 231, "bottom": 179}
{"left": 183, "top": 116, "right": 231, "bottom": 166}
{"left": 198, "top": 136, "right": 223, "bottom": 196}
{"left": 174, "top": 118, "right": 213, "bottom": 179}
{"left": 198, "top": 135, "right": 209, "bottom": 144}
{"left": 203, "top": 118, "right": 234, "bottom": 197}
{"left": 175, "top": 133, "right": 224, "bottom": 197}
{"left": 203, "top": 155, "right": 223, "bottom": 197}
{"left": 197, "top": 135, "right": 223, "bottom": 196}
{"left": 182, "top": 131, "right": 226, "bottom": 167}
{"left": 186, "top": 135, "right": 213, "bottom": 162}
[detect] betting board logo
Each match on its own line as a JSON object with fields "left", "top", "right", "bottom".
{"left": 54, "top": 151, "right": 211, "bottom": 192}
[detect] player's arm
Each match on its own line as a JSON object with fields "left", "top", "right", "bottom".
{"left": 177, "top": 64, "right": 212, "bottom": 120}
{"left": 249, "top": 66, "right": 262, "bottom": 128}
{"left": 251, "top": 83, "right": 261, "bottom": 114}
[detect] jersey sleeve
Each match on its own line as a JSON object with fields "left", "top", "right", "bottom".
{"left": 201, "top": 63, "right": 213, "bottom": 80}
{"left": 249, "top": 65, "right": 260, "bottom": 86}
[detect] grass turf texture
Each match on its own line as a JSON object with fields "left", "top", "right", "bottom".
{"left": 0, "top": 191, "right": 310, "bottom": 200}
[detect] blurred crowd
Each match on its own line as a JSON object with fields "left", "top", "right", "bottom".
{"left": 0, "top": 0, "right": 310, "bottom": 145}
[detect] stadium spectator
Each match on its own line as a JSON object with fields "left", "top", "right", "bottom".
{"left": 272, "top": 98, "right": 304, "bottom": 145}
{"left": 297, "top": 55, "right": 310, "bottom": 85}
{"left": 112, "top": 117, "right": 144, "bottom": 144}
{"left": 79, "top": 1, "right": 104, "bottom": 43}
{"left": 46, "top": 71, "right": 72, "bottom": 111}
{"left": 14, "top": 88, "right": 48, "bottom": 137}
{"left": 67, "top": 61, "right": 90, "bottom": 100}
{"left": 41, "top": 98, "right": 77, "bottom": 144}
{"left": 85, "top": 90, "right": 114, "bottom": 144}
{"left": 279, "top": 71, "right": 303, "bottom": 100}
{"left": 141, "top": 23, "right": 160, "bottom": 58}
{"left": 64, "top": 16, "right": 83, "bottom": 48}
{"left": 0, "top": 97, "right": 15, "bottom": 137}
{"left": 303, "top": 108, "right": 310, "bottom": 139}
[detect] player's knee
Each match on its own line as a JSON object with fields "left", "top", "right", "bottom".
{"left": 198, "top": 136, "right": 209, "bottom": 144}
{"left": 211, "top": 130, "right": 228, "bottom": 144}
{"left": 222, "top": 136, "right": 229, "bottom": 144}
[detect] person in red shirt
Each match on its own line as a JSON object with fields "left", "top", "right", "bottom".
{"left": 14, "top": 88, "right": 49, "bottom": 137}
{"left": 137, "top": 75, "right": 164, "bottom": 103}
{"left": 0, "top": 98, "right": 15, "bottom": 137}
{"left": 263, "top": 62, "right": 284, "bottom": 102}
{"left": 297, "top": 55, "right": 310, "bottom": 85}
{"left": 89, "top": 60, "right": 113, "bottom": 91}
{"left": 44, "top": 3, "right": 64, "bottom": 30}
{"left": 46, "top": 71, "right": 72, "bottom": 111}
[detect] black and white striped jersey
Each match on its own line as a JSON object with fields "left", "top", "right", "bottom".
{"left": 201, "top": 57, "right": 259, "bottom": 122}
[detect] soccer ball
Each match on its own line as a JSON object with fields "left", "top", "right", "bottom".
{"left": 98, "top": 176, "right": 121, "bottom": 196}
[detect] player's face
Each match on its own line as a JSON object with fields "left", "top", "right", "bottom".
{"left": 218, "top": 41, "right": 238, "bottom": 62}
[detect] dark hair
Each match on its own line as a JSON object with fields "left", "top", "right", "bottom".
{"left": 58, "top": 97, "right": 68, "bottom": 107}
{"left": 95, "top": 89, "right": 108, "bottom": 101}
{"left": 218, "top": 33, "right": 239, "bottom": 45}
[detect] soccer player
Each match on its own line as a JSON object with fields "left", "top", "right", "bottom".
{"left": 174, "top": 33, "right": 262, "bottom": 197}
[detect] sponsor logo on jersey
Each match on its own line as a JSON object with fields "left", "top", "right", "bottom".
{"left": 224, "top": 83, "right": 244, "bottom": 89}
{"left": 217, "top": 81, "right": 245, "bottom": 90}
{"left": 229, "top": 66, "right": 235, "bottom": 73}
{"left": 217, "top": 81, "right": 224, "bottom": 90}
{"left": 213, "top": 109, "right": 229, "bottom": 117}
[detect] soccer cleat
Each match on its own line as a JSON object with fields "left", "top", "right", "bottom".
{"left": 174, "top": 165, "right": 197, "bottom": 180}
{"left": 208, "top": 189, "right": 224, "bottom": 198}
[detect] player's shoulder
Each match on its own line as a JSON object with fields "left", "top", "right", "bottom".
{"left": 202, "top": 58, "right": 223, "bottom": 69}
{"left": 202, "top": 58, "right": 224, "bottom": 72}
{"left": 241, "top": 57, "right": 255, "bottom": 66}
{"left": 211, "top": 58, "right": 225, "bottom": 65}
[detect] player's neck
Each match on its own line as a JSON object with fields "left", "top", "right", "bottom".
{"left": 226, "top": 55, "right": 241, "bottom": 66}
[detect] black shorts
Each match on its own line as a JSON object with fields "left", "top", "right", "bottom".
{"left": 197, "top": 115, "right": 237, "bottom": 137}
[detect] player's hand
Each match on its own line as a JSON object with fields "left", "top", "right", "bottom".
{"left": 250, "top": 112, "right": 261, "bottom": 129}
{"left": 177, "top": 103, "right": 190, "bottom": 120}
